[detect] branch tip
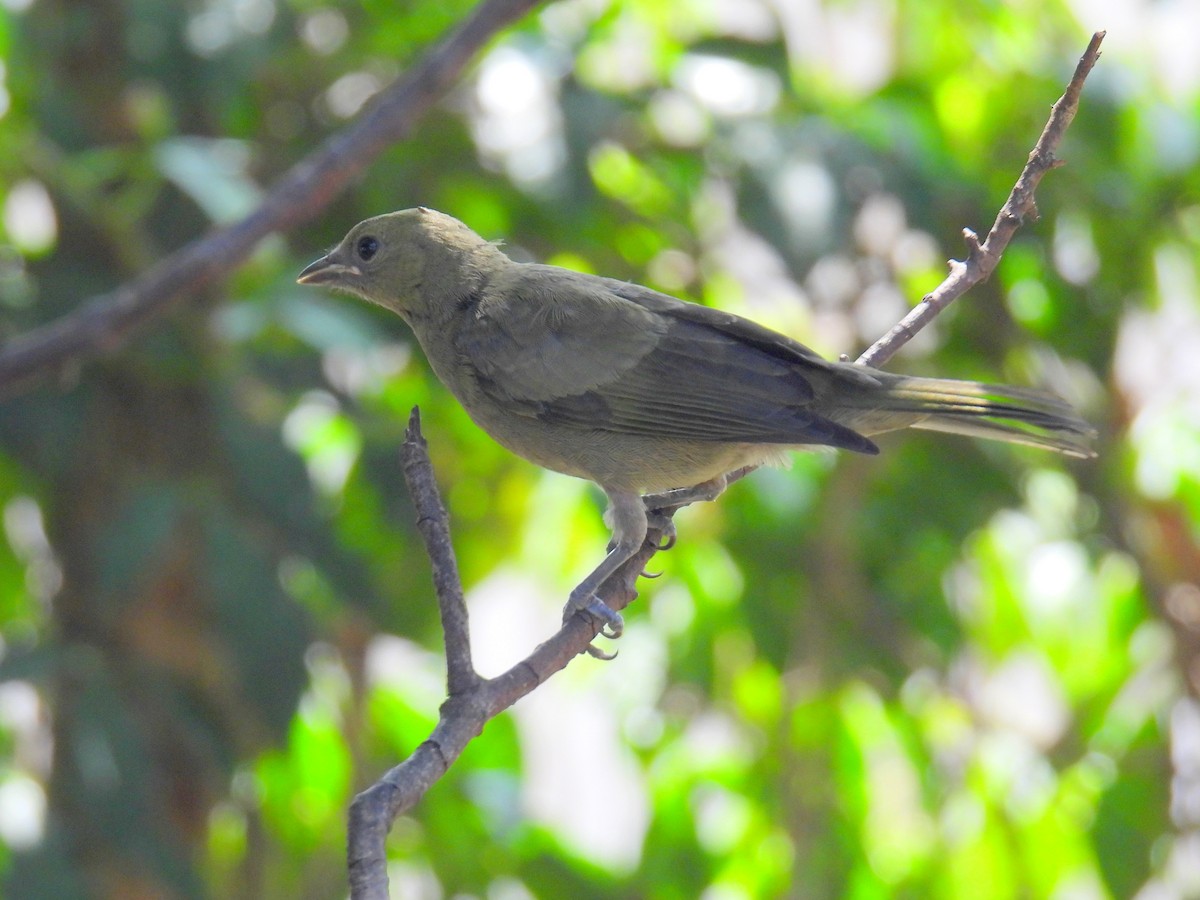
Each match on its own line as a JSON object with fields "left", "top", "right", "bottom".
{"left": 405, "top": 406, "right": 425, "bottom": 445}
{"left": 855, "top": 32, "right": 1101, "bottom": 369}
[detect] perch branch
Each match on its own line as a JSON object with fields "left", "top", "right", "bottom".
{"left": 348, "top": 410, "right": 670, "bottom": 900}
{"left": 0, "top": 0, "right": 546, "bottom": 395}
{"left": 346, "top": 31, "right": 1106, "bottom": 899}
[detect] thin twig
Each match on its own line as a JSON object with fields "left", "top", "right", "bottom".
{"left": 400, "top": 408, "right": 478, "bottom": 696}
{"left": 856, "top": 30, "right": 1105, "bottom": 369}
{"left": 0, "top": 0, "right": 546, "bottom": 395}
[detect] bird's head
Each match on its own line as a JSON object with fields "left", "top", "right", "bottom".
{"left": 296, "top": 207, "right": 494, "bottom": 319}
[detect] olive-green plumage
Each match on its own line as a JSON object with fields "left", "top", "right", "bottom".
{"left": 298, "top": 207, "right": 1094, "bottom": 633}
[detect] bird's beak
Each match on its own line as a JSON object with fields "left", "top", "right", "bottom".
{"left": 296, "top": 253, "right": 361, "bottom": 286}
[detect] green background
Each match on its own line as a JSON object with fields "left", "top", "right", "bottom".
{"left": 0, "top": 0, "right": 1195, "bottom": 897}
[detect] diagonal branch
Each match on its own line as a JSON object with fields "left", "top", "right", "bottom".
{"left": 856, "top": 30, "right": 1105, "bottom": 368}
{"left": 348, "top": 410, "right": 669, "bottom": 900}
{"left": 0, "top": 0, "right": 546, "bottom": 395}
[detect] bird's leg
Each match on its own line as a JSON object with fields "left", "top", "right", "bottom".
{"left": 564, "top": 490, "right": 647, "bottom": 643}
{"left": 641, "top": 474, "right": 729, "bottom": 549}
{"left": 566, "top": 476, "right": 731, "bottom": 654}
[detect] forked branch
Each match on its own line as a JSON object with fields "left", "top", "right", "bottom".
{"left": 347, "top": 409, "right": 671, "bottom": 900}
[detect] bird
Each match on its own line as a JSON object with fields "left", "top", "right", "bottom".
{"left": 298, "top": 207, "right": 1095, "bottom": 643}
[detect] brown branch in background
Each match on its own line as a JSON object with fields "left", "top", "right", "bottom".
{"left": 0, "top": 0, "right": 546, "bottom": 396}
{"left": 347, "top": 410, "right": 673, "bottom": 900}
{"left": 856, "top": 30, "right": 1105, "bottom": 369}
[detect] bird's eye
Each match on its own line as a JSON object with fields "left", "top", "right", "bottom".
{"left": 356, "top": 236, "right": 379, "bottom": 261}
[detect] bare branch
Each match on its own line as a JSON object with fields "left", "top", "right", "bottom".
{"left": 856, "top": 30, "right": 1105, "bottom": 369}
{"left": 348, "top": 407, "right": 672, "bottom": 899}
{"left": 0, "top": 0, "right": 546, "bottom": 396}
{"left": 400, "top": 408, "right": 478, "bottom": 697}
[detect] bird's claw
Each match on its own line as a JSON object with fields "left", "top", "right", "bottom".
{"left": 646, "top": 510, "right": 677, "bottom": 551}
{"left": 563, "top": 590, "right": 624, "bottom": 643}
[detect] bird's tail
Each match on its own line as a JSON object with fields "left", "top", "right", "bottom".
{"left": 855, "top": 372, "right": 1097, "bottom": 458}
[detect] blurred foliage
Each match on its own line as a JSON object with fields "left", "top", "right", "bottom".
{"left": 0, "top": 0, "right": 1197, "bottom": 897}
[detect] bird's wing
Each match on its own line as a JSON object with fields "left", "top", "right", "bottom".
{"left": 602, "top": 277, "right": 832, "bottom": 367}
{"left": 456, "top": 265, "right": 878, "bottom": 453}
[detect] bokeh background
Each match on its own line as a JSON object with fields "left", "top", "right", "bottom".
{"left": 0, "top": 0, "right": 1198, "bottom": 897}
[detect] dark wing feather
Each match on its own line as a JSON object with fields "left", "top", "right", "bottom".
{"left": 456, "top": 265, "right": 878, "bottom": 454}
{"left": 602, "top": 278, "right": 831, "bottom": 367}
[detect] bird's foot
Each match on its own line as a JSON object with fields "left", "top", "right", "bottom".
{"left": 634, "top": 510, "right": 676, "bottom": 578}
{"left": 563, "top": 587, "right": 624, "bottom": 659}
{"left": 605, "top": 511, "right": 675, "bottom": 555}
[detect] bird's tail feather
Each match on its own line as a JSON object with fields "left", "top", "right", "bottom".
{"left": 867, "top": 374, "right": 1097, "bottom": 458}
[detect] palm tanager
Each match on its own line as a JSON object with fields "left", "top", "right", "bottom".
{"left": 298, "top": 208, "right": 1094, "bottom": 640}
